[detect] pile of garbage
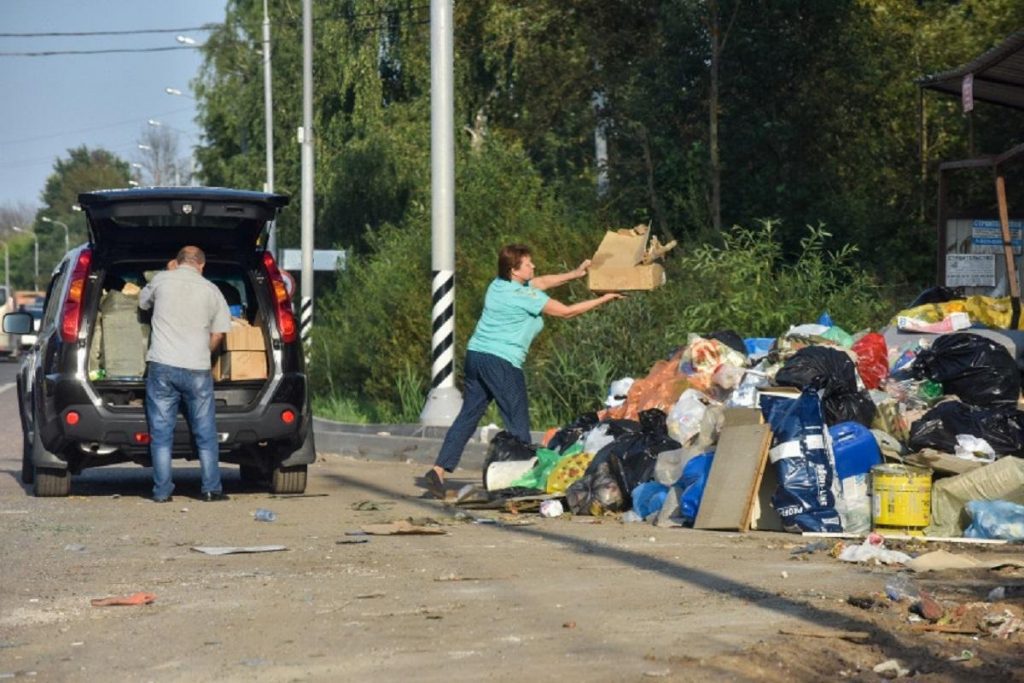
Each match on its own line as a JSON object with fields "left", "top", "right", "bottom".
{"left": 481, "top": 299, "right": 1024, "bottom": 540}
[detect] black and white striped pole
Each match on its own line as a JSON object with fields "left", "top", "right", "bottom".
{"left": 420, "top": 0, "right": 462, "bottom": 426}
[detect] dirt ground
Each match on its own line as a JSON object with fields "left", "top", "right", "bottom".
{"left": 0, "top": 375, "right": 1023, "bottom": 680}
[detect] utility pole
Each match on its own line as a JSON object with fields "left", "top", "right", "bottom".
{"left": 299, "top": 0, "right": 314, "bottom": 360}
{"left": 263, "top": 0, "right": 277, "bottom": 256}
{"left": 420, "top": 0, "right": 461, "bottom": 426}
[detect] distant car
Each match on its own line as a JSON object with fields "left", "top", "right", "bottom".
{"left": 2, "top": 187, "right": 314, "bottom": 497}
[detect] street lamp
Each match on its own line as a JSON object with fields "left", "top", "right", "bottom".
{"left": 40, "top": 217, "right": 69, "bottom": 254}
{"left": 12, "top": 226, "right": 38, "bottom": 290}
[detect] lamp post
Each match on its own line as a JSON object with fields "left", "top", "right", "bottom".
{"left": 12, "top": 226, "right": 38, "bottom": 290}
{"left": 41, "top": 217, "right": 69, "bottom": 254}
{"left": 3, "top": 240, "right": 9, "bottom": 307}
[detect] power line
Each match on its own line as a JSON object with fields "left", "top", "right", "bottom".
{"left": 0, "top": 25, "right": 220, "bottom": 38}
{"left": 0, "top": 107, "right": 194, "bottom": 146}
{"left": 0, "top": 46, "right": 198, "bottom": 57}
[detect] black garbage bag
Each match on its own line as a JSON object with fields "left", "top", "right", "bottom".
{"left": 760, "top": 389, "right": 843, "bottom": 533}
{"left": 596, "top": 409, "right": 681, "bottom": 506}
{"left": 911, "top": 333, "right": 1020, "bottom": 406}
{"left": 908, "top": 401, "right": 1024, "bottom": 455}
{"left": 546, "top": 411, "right": 600, "bottom": 453}
{"left": 908, "top": 286, "right": 964, "bottom": 307}
{"left": 774, "top": 346, "right": 876, "bottom": 426}
{"left": 565, "top": 460, "right": 624, "bottom": 515}
{"left": 706, "top": 330, "right": 748, "bottom": 357}
{"left": 481, "top": 431, "right": 537, "bottom": 486}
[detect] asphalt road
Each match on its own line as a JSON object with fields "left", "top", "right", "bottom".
{"left": 1, "top": 360, "right": 1021, "bottom": 682}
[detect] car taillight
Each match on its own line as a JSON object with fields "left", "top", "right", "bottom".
{"left": 61, "top": 249, "right": 93, "bottom": 343}
{"left": 280, "top": 409, "right": 296, "bottom": 424}
{"left": 261, "top": 252, "right": 297, "bottom": 343}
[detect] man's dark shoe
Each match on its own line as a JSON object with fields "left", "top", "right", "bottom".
{"left": 423, "top": 469, "right": 445, "bottom": 499}
{"left": 153, "top": 496, "right": 173, "bottom": 503}
{"left": 201, "top": 491, "right": 230, "bottom": 502}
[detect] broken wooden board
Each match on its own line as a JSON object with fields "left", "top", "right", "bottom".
{"left": 694, "top": 422, "right": 773, "bottom": 531}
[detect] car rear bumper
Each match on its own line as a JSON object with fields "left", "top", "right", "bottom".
{"left": 43, "top": 401, "right": 306, "bottom": 459}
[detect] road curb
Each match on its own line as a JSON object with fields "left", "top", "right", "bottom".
{"left": 312, "top": 417, "right": 545, "bottom": 470}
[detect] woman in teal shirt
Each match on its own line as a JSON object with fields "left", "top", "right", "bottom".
{"left": 424, "top": 244, "right": 622, "bottom": 498}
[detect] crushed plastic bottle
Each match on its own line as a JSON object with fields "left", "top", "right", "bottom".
{"left": 885, "top": 573, "right": 919, "bottom": 602}
{"left": 254, "top": 508, "right": 277, "bottom": 522}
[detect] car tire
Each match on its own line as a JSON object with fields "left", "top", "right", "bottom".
{"left": 21, "top": 433, "right": 34, "bottom": 485}
{"left": 270, "top": 465, "right": 307, "bottom": 494}
{"left": 34, "top": 468, "right": 70, "bottom": 497}
{"left": 32, "top": 421, "right": 69, "bottom": 497}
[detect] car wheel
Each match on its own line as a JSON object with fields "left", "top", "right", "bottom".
{"left": 34, "top": 468, "right": 70, "bottom": 497}
{"left": 21, "top": 432, "right": 34, "bottom": 485}
{"left": 32, "top": 423, "right": 69, "bottom": 497}
{"left": 270, "top": 465, "right": 307, "bottom": 494}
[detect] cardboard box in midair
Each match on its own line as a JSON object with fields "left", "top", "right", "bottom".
{"left": 587, "top": 224, "right": 676, "bottom": 292}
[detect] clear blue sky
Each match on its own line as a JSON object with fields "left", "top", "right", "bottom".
{"left": 0, "top": 1, "right": 227, "bottom": 209}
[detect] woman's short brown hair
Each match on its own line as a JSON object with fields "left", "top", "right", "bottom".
{"left": 497, "top": 244, "right": 531, "bottom": 280}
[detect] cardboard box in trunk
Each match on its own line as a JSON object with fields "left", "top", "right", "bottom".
{"left": 213, "top": 317, "right": 267, "bottom": 380}
{"left": 224, "top": 318, "right": 264, "bottom": 351}
{"left": 587, "top": 224, "right": 675, "bottom": 292}
{"left": 214, "top": 351, "right": 267, "bottom": 381}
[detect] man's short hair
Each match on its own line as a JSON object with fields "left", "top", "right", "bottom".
{"left": 177, "top": 246, "right": 206, "bottom": 266}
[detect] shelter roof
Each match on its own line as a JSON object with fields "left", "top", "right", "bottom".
{"left": 919, "top": 32, "right": 1024, "bottom": 111}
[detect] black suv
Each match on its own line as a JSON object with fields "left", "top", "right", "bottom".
{"left": 4, "top": 188, "right": 314, "bottom": 497}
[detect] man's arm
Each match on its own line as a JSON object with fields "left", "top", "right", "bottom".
{"left": 138, "top": 282, "right": 155, "bottom": 311}
{"left": 209, "top": 332, "right": 224, "bottom": 352}
{"left": 530, "top": 259, "right": 591, "bottom": 291}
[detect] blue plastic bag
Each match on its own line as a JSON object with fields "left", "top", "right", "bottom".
{"left": 760, "top": 390, "right": 843, "bottom": 533}
{"left": 631, "top": 481, "right": 669, "bottom": 519}
{"left": 817, "top": 311, "right": 834, "bottom": 327}
{"left": 679, "top": 452, "right": 714, "bottom": 526}
{"left": 744, "top": 337, "right": 775, "bottom": 360}
{"left": 964, "top": 499, "right": 1024, "bottom": 541}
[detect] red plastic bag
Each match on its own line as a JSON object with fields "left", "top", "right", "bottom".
{"left": 852, "top": 333, "right": 888, "bottom": 390}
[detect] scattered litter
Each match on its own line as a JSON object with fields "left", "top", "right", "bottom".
{"left": 359, "top": 520, "right": 446, "bottom": 536}
{"left": 913, "top": 590, "right": 945, "bottom": 621}
{"left": 253, "top": 508, "right": 277, "bottom": 522}
{"left": 837, "top": 536, "right": 911, "bottom": 565}
{"left": 191, "top": 545, "right": 288, "bottom": 555}
{"left": 984, "top": 610, "right": 1024, "bottom": 639}
{"left": 790, "top": 540, "right": 830, "bottom": 555}
{"left": 642, "top": 669, "right": 670, "bottom": 678}
{"left": 355, "top": 592, "right": 386, "bottom": 599}
{"left": 539, "top": 500, "right": 564, "bottom": 518}
{"left": 268, "top": 493, "right": 328, "bottom": 498}
{"left": 905, "top": 549, "right": 1024, "bottom": 572}
{"left": 872, "top": 659, "right": 910, "bottom": 679}
{"left": 988, "top": 585, "right": 1024, "bottom": 601}
{"left": 780, "top": 571, "right": 788, "bottom": 579}
{"left": 351, "top": 500, "right": 394, "bottom": 511}
{"left": 64, "top": 544, "right": 86, "bottom": 552}
{"left": 779, "top": 627, "right": 870, "bottom": 641}
{"left": 335, "top": 538, "right": 369, "bottom": 545}
{"left": 90, "top": 591, "right": 156, "bottom": 607}
{"left": 562, "top": 620, "right": 576, "bottom": 629}
{"left": 947, "top": 650, "right": 974, "bottom": 662}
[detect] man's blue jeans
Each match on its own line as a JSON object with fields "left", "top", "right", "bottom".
{"left": 145, "top": 361, "right": 222, "bottom": 500}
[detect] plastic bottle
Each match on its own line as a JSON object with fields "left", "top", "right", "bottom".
{"left": 254, "top": 508, "right": 277, "bottom": 522}
{"left": 884, "top": 573, "right": 918, "bottom": 602}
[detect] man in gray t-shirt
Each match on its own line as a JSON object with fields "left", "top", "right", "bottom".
{"left": 138, "top": 245, "right": 232, "bottom": 503}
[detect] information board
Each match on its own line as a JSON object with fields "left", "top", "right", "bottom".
{"left": 945, "top": 253, "right": 995, "bottom": 287}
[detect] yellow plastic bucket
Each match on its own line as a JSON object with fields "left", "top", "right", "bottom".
{"left": 871, "top": 463, "right": 932, "bottom": 535}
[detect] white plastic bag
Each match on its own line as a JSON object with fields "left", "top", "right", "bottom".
{"left": 666, "top": 389, "right": 713, "bottom": 445}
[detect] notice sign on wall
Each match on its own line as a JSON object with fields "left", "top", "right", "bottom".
{"left": 971, "top": 219, "right": 1023, "bottom": 254}
{"left": 946, "top": 253, "right": 995, "bottom": 287}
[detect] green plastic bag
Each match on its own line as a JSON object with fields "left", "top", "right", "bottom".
{"left": 509, "top": 442, "right": 583, "bottom": 490}
{"left": 820, "top": 325, "right": 854, "bottom": 348}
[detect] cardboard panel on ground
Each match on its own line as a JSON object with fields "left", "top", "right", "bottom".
{"left": 693, "top": 409, "right": 774, "bottom": 532}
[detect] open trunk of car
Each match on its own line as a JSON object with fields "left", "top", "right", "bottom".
{"left": 85, "top": 258, "right": 272, "bottom": 410}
